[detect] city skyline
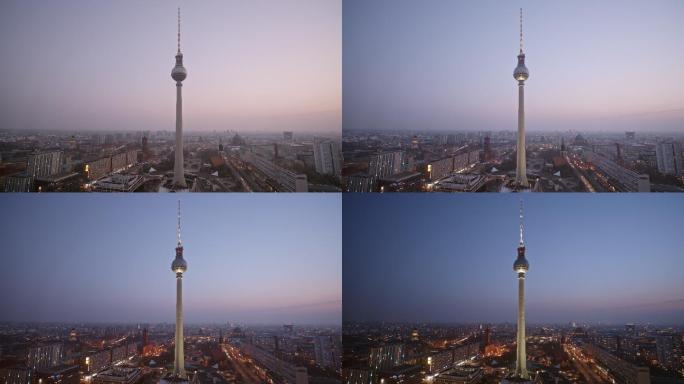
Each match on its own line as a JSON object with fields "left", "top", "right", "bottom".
{"left": 343, "top": 194, "right": 684, "bottom": 324}
{"left": 343, "top": 0, "right": 684, "bottom": 132}
{"left": 0, "top": 0, "right": 341, "bottom": 133}
{"left": 0, "top": 194, "right": 342, "bottom": 325}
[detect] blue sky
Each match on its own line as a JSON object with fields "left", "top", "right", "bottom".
{"left": 343, "top": 0, "right": 684, "bottom": 132}
{"left": 343, "top": 194, "right": 684, "bottom": 324}
{"left": 0, "top": 194, "right": 341, "bottom": 325}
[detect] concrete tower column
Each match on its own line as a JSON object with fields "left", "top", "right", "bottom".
{"left": 516, "top": 273, "right": 528, "bottom": 378}
{"left": 174, "top": 272, "right": 186, "bottom": 377}
{"left": 173, "top": 82, "right": 186, "bottom": 188}
{"left": 516, "top": 83, "right": 528, "bottom": 187}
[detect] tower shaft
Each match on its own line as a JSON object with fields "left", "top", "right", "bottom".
{"left": 173, "top": 82, "right": 187, "bottom": 188}
{"left": 173, "top": 273, "right": 186, "bottom": 377}
{"left": 515, "top": 273, "right": 528, "bottom": 378}
{"left": 515, "top": 83, "right": 528, "bottom": 187}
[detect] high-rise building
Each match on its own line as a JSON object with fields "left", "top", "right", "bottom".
{"left": 513, "top": 9, "right": 529, "bottom": 188}
{"left": 314, "top": 335, "right": 340, "bottom": 370}
{"left": 4, "top": 174, "right": 34, "bottom": 192}
{"left": 27, "top": 343, "right": 63, "bottom": 370}
{"left": 346, "top": 174, "right": 377, "bottom": 192}
{"left": 483, "top": 136, "right": 492, "bottom": 161}
{"left": 560, "top": 137, "right": 567, "bottom": 156}
{"left": 142, "top": 136, "right": 150, "bottom": 160}
{"left": 26, "top": 151, "right": 63, "bottom": 177}
{"left": 313, "top": 138, "right": 341, "bottom": 176}
{"left": 655, "top": 141, "right": 683, "bottom": 175}
{"left": 2, "top": 366, "right": 34, "bottom": 384}
{"left": 283, "top": 131, "right": 294, "bottom": 142}
{"left": 171, "top": 8, "right": 188, "bottom": 189}
{"left": 656, "top": 334, "right": 682, "bottom": 371}
{"left": 369, "top": 151, "right": 404, "bottom": 179}
{"left": 369, "top": 344, "right": 404, "bottom": 371}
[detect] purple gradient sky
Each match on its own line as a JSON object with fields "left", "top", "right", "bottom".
{"left": 0, "top": 194, "right": 341, "bottom": 325}
{"left": 343, "top": 0, "right": 684, "bottom": 132}
{"left": 0, "top": 0, "right": 340, "bottom": 133}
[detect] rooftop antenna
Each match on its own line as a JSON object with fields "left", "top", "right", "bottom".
{"left": 177, "top": 200, "right": 182, "bottom": 246}
{"left": 177, "top": 7, "right": 181, "bottom": 53}
{"left": 519, "top": 199, "right": 525, "bottom": 246}
{"left": 520, "top": 8, "right": 523, "bottom": 54}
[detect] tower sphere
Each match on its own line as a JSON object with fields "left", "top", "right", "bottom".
{"left": 171, "top": 54, "right": 187, "bottom": 82}
{"left": 514, "top": 54, "right": 529, "bottom": 82}
{"left": 513, "top": 255, "right": 529, "bottom": 273}
{"left": 172, "top": 256, "right": 187, "bottom": 274}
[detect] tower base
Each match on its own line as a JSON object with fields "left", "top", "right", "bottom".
{"left": 501, "top": 377, "right": 533, "bottom": 384}
{"left": 162, "top": 177, "right": 192, "bottom": 192}
{"left": 503, "top": 179, "right": 532, "bottom": 192}
{"left": 160, "top": 371, "right": 198, "bottom": 384}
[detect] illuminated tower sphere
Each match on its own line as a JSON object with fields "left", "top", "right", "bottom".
{"left": 171, "top": 200, "right": 187, "bottom": 379}
{"left": 172, "top": 8, "right": 188, "bottom": 189}
{"left": 514, "top": 8, "right": 529, "bottom": 188}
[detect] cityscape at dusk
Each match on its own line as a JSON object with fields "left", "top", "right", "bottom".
{"left": 343, "top": 194, "right": 683, "bottom": 384}
{"left": 0, "top": 0, "right": 342, "bottom": 192}
{"left": 342, "top": 1, "right": 684, "bottom": 192}
{"left": 0, "top": 194, "right": 341, "bottom": 384}
{"left": 1, "top": 1, "right": 683, "bottom": 384}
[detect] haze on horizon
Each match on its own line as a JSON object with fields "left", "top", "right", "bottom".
{"left": 343, "top": 194, "right": 684, "bottom": 325}
{"left": 343, "top": 0, "right": 684, "bottom": 133}
{"left": 0, "top": 0, "right": 341, "bottom": 134}
{"left": 0, "top": 194, "right": 342, "bottom": 325}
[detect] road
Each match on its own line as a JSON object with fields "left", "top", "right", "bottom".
{"left": 222, "top": 345, "right": 263, "bottom": 384}
{"left": 564, "top": 344, "right": 607, "bottom": 384}
{"left": 223, "top": 155, "right": 254, "bottom": 192}
{"left": 564, "top": 154, "right": 597, "bottom": 192}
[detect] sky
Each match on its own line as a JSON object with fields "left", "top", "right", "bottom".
{"left": 0, "top": 0, "right": 340, "bottom": 133}
{"left": 0, "top": 194, "right": 341, "bottom": 325}
{"left": 343, "top": 0, "right": 684, "bottom": 133}
{"left": 343, "top": 194, "right": 684, "bottom": 324}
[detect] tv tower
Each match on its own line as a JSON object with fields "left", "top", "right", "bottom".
{"left": 513, "top": 200, "right": 530, "bottom": 379}
{"left": 171, "top": 200, "right": 187, "bottom": 379}
{"left": 172, "top": 8, "right": 188, "bottom": 189}
{"left": 513, "top": 8, "right": 529, "bottom": 188}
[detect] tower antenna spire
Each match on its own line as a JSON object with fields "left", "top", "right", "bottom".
{"left": 520, "top": 8, "right": 523, "bottom": 54}
{"left": 519, "top": 199, "right": 524, "bottom": 246}
{"left": 177, "top": 7, "right": 181, "bottom": 53}
{"left": 177, "top": 200, "right": 182, "bottom": 246}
